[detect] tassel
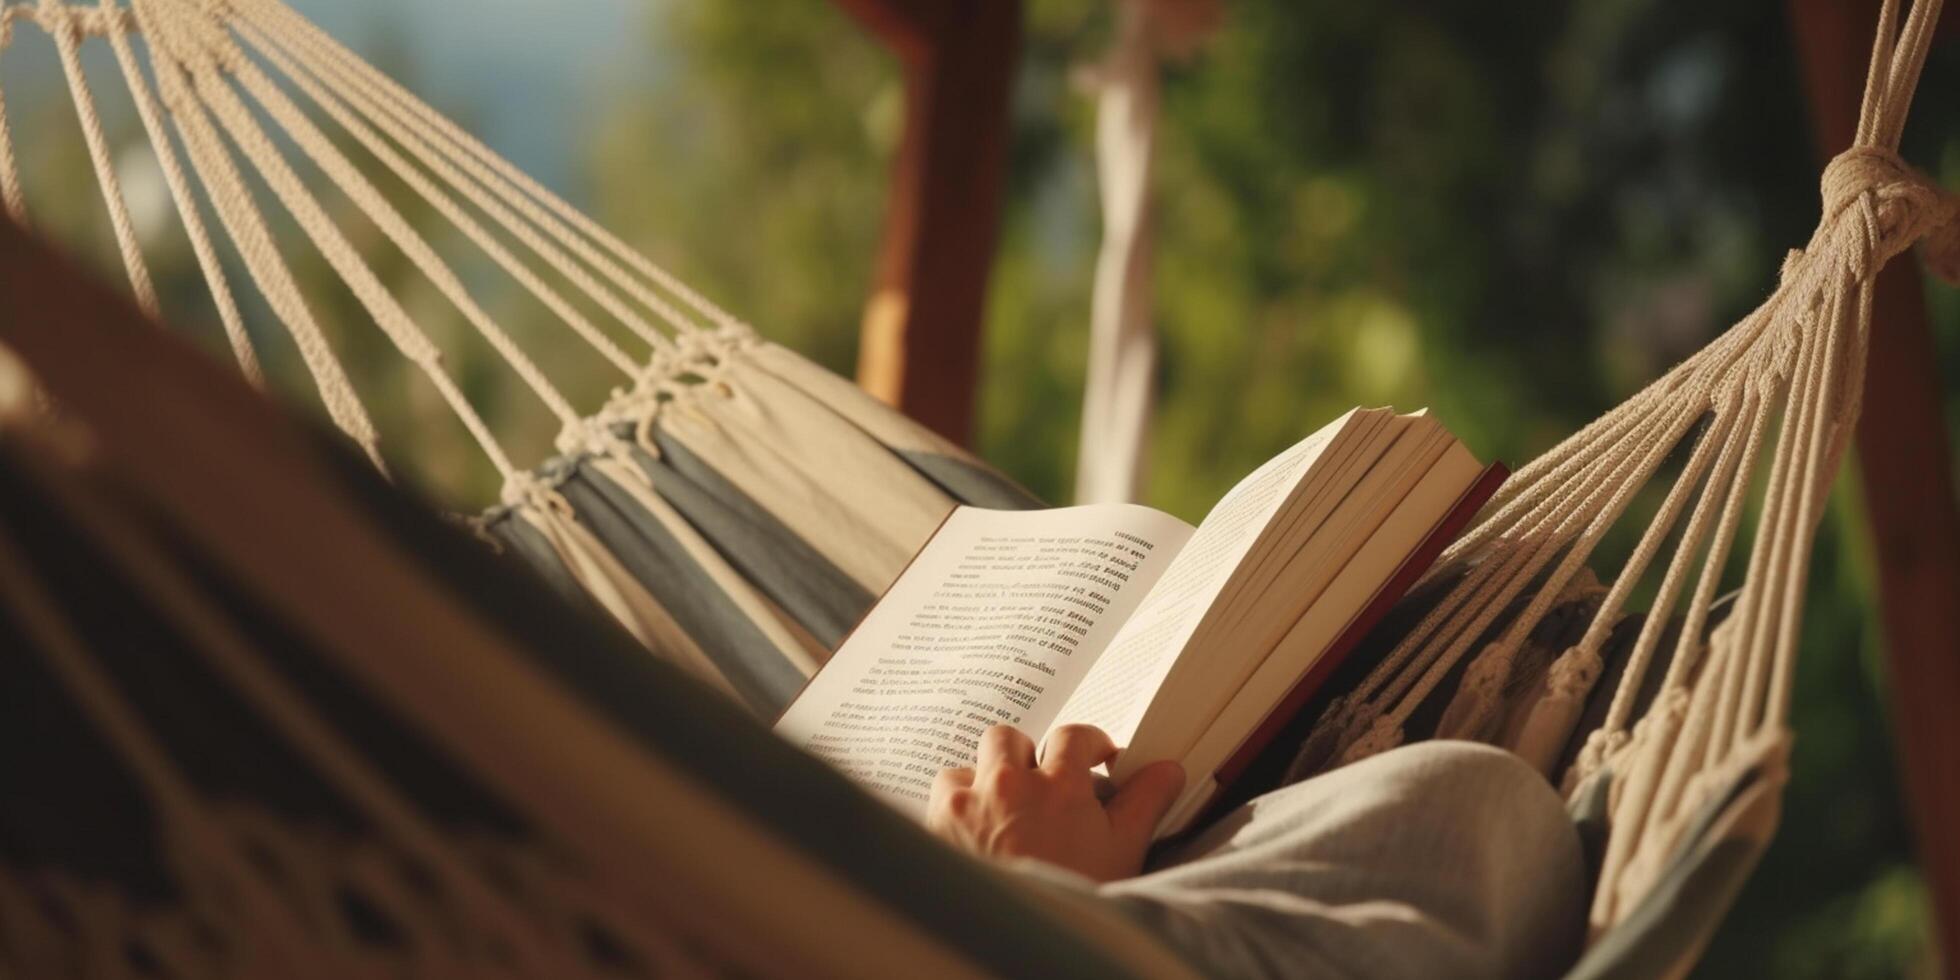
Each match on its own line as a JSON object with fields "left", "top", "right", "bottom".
{"left": 1510, "top": 644, "right": 1602, "bottom": 776}
{"left": 1336, "top": 713, "right": 1405, "bottom": 767}
{"left": 1434, "top": 643, "right": 1512, "bottom": 741}
{"left": 1283, "top": 694, "right": 1352, "bottom": 783}
{"left": 1564, "top": 723, "right": 1633, "bottom": 798}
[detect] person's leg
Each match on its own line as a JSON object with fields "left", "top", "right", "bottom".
{"left": 1077, "top": 741, "right": 1586, "bottom": 979}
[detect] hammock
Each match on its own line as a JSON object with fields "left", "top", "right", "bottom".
{"left": 0, "top": 269, "right": 1185, "bottom": 978}
{"left": 2, "top": 0, "right": 1956, "bottom": 974}
{"left": 0, "top": 0, "right": 1041, "bottom": 718}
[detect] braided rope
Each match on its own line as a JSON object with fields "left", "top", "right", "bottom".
{"left": 0, "top": 0, "right": 777, "bottom": 492}
{"left": 44, "top": 1, "right": 159, "bottom": 317}
{"left": 100, "top": 0, "right": 261, "bottom": 381}
{"left": 132, "top": 0, "right": 389, "bottom": 469}
{"left": 0, "top": 12, "right": 28, "bottom": 223}
{"left": 1277, "top": 0, "right": 1960, "bottom": 935}
{"left": 235, "top": 0, "right": 746, "bottom": 339}
{"left": 227, "top": 7, "right": 684, "bottom": 359}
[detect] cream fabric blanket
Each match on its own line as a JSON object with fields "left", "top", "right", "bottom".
{"left": 1021, "top": 742, "right": 1586, "bottom": 979}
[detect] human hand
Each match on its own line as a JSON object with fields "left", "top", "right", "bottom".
{"left": 925, "top": 724, "right": 1186, "bottom": 883}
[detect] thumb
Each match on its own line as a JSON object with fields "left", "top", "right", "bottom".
{"left": 1107, "top": 760, "right": 1186, "bottom": 843}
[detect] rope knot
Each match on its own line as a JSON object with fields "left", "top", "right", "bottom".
{"left": 670, "top": 328, "right": 726, "bottom": 369}
{"left": 1819, "top": 146, "right": 1960, "bottom": 284}
{"left": 1461, "top": 642, "right": 1514, "bottom": 693}
{"left": 1546, "top": 644, "right": 1602, "bottom": 697}
{"left": 1819, "top": 146, "right": 1910, "bottom": 215}
{"left": 1337, "top": 714, "right": 1404, "bottom": 768}
{"left": 498, "top": 470, "right": 547, "bottom": 510}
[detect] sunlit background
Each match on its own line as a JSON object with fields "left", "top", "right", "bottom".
{"left": 4, "top": 1, "right": 1956, "bottom": 974}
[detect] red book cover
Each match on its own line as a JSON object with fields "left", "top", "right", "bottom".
{"left": 1196, "top": 461, "right": 1508, "bottom": 822}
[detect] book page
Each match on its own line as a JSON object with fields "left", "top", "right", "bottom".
{"left": 775, "top": 505, "right": 1193, "bottom": 817}
{"left": 1049, "top": 415, "right": 1361, "bottom": 746}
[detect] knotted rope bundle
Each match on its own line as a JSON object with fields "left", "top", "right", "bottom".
{"left": 1820, "top": 145, "right": 1960, "bottom": 281}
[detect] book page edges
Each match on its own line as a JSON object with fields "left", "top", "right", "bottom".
{"left": 1163, "top": 459, "right": 1509, "bottom": 837}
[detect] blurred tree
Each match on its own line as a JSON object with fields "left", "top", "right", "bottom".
{"left": 588, "top": 0, "right": 897, "bottom": 375}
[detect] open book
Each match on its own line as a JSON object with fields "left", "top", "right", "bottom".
{"left": 775, "top": 408, "right": 1505, "bottom": 837}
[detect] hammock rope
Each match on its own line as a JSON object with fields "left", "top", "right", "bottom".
{"left": 46, "top": 3, "right": 156, "bottom": 318}
{"left": 2, "top": 0, "right": 1956, "bottom": 970}
{"left": 0, "top": 16, "right": 21, "bottom": 221}
{"left": 237, "top": 0, "right": 749, "bottom": 336}
{"left": 228, "top": 0, "right": 709, "bottom": 349}
{"left": 1286, "top": 0, "right": 1959, "bottom": 939}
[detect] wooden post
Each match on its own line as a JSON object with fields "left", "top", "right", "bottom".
{"left": 1788, "top": 0, "right": 1960, "bottom": 967}
{"left": 832, "top": 0, "right": 1021, "bottom": 447}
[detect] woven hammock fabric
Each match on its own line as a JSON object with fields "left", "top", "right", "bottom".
{"left": 0, "top": 242, "right": 1188, "bottom": 977}
{"left": 0, "top": 0, "right": 1040, "bottom": 718}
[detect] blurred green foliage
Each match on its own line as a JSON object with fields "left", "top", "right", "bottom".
{"left": 4, "top": 0, "right": 1955, "bottom": 974}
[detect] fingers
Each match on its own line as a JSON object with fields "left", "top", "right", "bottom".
{"left": 925, "top": 767, "right": 974, "bottom": 840}
{"left": 977, "top": 725, "right": 1036, "bottom": 770}
{"left": 1106, "top": 760, "right": 1186, "bottom": 845}
{"left": 933, "top": 766, "right": 974, "bottom": 796}
{"left": 1040, "top": 724, "right": 1119, "bottom": 774}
